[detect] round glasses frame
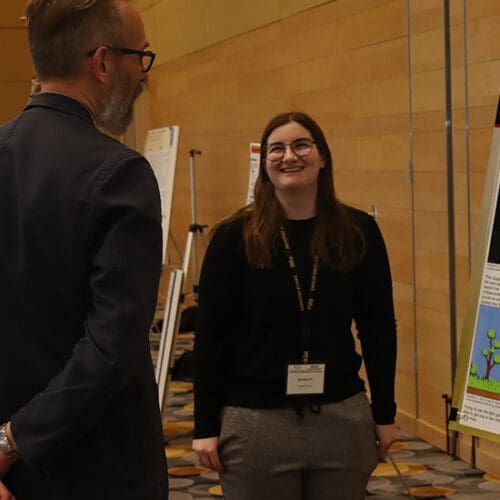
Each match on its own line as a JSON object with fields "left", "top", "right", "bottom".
{"left": 265, "top": 138, "right": 316, "bottom": 163}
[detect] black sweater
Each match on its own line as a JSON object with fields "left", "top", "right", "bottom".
{"left": 193, "top": 207, "right": 397, "bottom": 438}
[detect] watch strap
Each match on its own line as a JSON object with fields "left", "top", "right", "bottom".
{"left": 0, "top": 423, "right": 18, "bottom": 461}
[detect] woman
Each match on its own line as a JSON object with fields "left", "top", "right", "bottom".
{"left": 192, "top": 112, "right": 397, "bottom": 500}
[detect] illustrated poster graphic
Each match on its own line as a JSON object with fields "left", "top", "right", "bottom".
{"left": 450, "top": 96, "right": 500, "bottom": 441}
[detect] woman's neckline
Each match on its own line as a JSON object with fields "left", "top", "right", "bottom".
{"left": 287, "top": 216, "right": 316, "bottom": 222}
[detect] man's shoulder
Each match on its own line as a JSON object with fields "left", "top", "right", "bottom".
{"left": 35, "top": 103, "right": 147, "bottom": 168}
{"left": 0, "top": 114, "right": 22, "bottom": 142}
{"left": 21, "top": 93, "right": 146, "bottom": 163}
{"left": 91, "top": 130, "right": 145, "bottom": 164}
{"left": 3, "top": 102, "right": 152, "bottom": 191}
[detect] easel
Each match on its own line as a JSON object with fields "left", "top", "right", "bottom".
{"left": 156, "top": 149, "right": 206, "bottom": 412}
{"left": 182, "top": 149, "right": 207, "bottom": 302}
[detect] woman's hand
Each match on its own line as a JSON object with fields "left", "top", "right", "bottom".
{"left": 0, "top": 454, "right": 13, "bottom": 479}
{"left": 375, "top": 423, "right": 397, "bottom": 459}
{"left": 0, "top": 480, "right": 15, "bottom": 500}
{"left": 192, "top": 437, "right": 223, "bottom": 472}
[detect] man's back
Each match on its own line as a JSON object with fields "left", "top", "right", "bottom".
{"left": 0, "top": 93, "right": 167, "bottom": 498}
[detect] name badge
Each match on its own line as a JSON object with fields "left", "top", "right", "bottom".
{"left": 286, "top": 363, "right": 325, "bottom": 396}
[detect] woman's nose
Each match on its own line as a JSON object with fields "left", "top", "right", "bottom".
{"left": 282, "top": 144, "right": 298, "bottom": 161}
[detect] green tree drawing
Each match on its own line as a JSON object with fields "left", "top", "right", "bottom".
{"left": 481, "top": 328, "right": 500, "bottom": 379}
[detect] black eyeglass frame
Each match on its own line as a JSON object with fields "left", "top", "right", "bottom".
{"left": 265, "top": 138, "right": 317, "bottom": 163}
{"left": 86, "top": 46, "right": 156, "bottom": 72}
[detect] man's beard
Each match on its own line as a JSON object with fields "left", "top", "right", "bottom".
{"left": 96, "top": 71, "right": 143, "bottom": 135}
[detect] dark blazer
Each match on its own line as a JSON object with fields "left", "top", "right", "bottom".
{"left": 0, "top": 93, "right": 168, "bottom": 498}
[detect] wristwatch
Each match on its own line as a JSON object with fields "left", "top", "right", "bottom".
{"left": 0, "top": 423, "right": 18, "bottom": 461}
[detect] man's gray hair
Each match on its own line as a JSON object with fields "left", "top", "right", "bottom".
{"left": 25, "top": 0, "right": 129, "bottom": 81}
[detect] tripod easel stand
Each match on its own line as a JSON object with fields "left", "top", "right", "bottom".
{"left": 182, "top": 149, "right": 206, "bottom": 300}
{"left": 156, "top": 148, "right": 205, "bottom": 412}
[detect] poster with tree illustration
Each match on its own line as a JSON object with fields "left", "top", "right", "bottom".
{"left": 468, "top": 305, "right": 500, "bottom": 399}
{"left": 450, "top": 96, "right": 500, "bottom": 441}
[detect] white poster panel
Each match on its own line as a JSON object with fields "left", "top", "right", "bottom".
{"left": 451, "top": 97, "right": 500, "bottom": 441}
{"left": 144, "top": 126, "right": 180, "bottom": 263}
{"left": 247, "top": 142, "right": 261, "bottom": 204}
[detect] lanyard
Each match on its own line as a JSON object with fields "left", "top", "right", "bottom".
{"left": 279, "top": 226, "right": 319, "bottom": 363}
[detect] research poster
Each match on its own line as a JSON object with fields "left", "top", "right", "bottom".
{"left": 247, "top": 142, "right": 261, "bottom": 204}
{"left": 450, "top": 96, "right": 500, "bottom": 441}
{"left": 144, "top": 126, "right": 180, "bottom": 263}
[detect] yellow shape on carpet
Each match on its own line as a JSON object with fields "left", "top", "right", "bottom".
{"left": 165, "top": 446, "right": 193, "bottom": 458}
{"left": 209, "top": 484, "right": 223, "bottom": 497}
{"left": 169, "top": 381, "right": 194, "bottom": 392}
{"left": 163, "top": 420, "right": 194, "bottom": 435}
{"left": 484, "top": 472, "right": 500, "bottom": 482}
{"left": 408, "top": 485, "right": 455, "bottom": 497}
{"left": 372, "top": 462, "right": 427, "bottom": 477}
{"left": 389, "top": 441, "right": 408, "bottom": 453}
{"left": 168, "top": 465, "right": 209, "bottom": 477}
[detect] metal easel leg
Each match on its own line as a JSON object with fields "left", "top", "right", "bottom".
{"left": 185, "top": 149, "right": 206, "bottom": 303}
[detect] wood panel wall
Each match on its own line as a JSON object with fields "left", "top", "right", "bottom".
{"left": 136, "top": 0, "right": 332, "bottom": 66}
{"left": 141, "top": 0, "right": 500, "bottom": 473}
{"left": 0, "top": 1, "right": 32, "bottom": 123}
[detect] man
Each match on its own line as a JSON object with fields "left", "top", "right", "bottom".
{"left": 0, "top": 1, "right": 168, "bottom": 498}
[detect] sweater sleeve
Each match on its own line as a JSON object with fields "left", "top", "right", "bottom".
{"left": 193, "top": 221, "right": 243, "bottom": 438}
{"left": 353, "top": 213, "right": 397, "bottom": 425}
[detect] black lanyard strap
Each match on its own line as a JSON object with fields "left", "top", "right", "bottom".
{"left": 279, "top": 226, "right": 320, "bottom": 362}
{"left": 279, "top": 226, "right": 319, "bottom": 312}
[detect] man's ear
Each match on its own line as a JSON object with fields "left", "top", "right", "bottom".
{"left": 91, "top": 46, "right": 112, "bottom": 84}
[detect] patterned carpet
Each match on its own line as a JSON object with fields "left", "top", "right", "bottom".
{"left": 156, "top": 333, "right": 500, "bottom": 499}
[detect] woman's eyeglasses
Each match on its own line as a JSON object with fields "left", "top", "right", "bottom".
{"left": 265, "top": 138, "right": 316, "bottom": 162}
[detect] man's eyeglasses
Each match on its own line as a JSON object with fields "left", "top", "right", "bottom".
{"left": 86, "top": 46, "right": 156, "bottom": 72}
{"left": 265, "top": 138, "right": 316, "bottom": 162}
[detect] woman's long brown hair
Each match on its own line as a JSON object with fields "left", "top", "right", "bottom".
{"left": 220, "top": 112, "right": 365, "bottom": 273}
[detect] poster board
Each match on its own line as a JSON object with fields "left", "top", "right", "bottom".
{"left": 247, "top": 142, "right": 261, "bottom": 204}
{"left": 144, "top": 126, "right": 180, "bottom": 263}
{"left": 156, "top": 268, "right": 184, "bottom": 412}
{"left": 450, "top": 96, "right": 500, "bottom": 441}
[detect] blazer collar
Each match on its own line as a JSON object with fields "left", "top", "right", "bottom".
{"left": 24, "top": 92, "right": 96, "bottom": 126}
